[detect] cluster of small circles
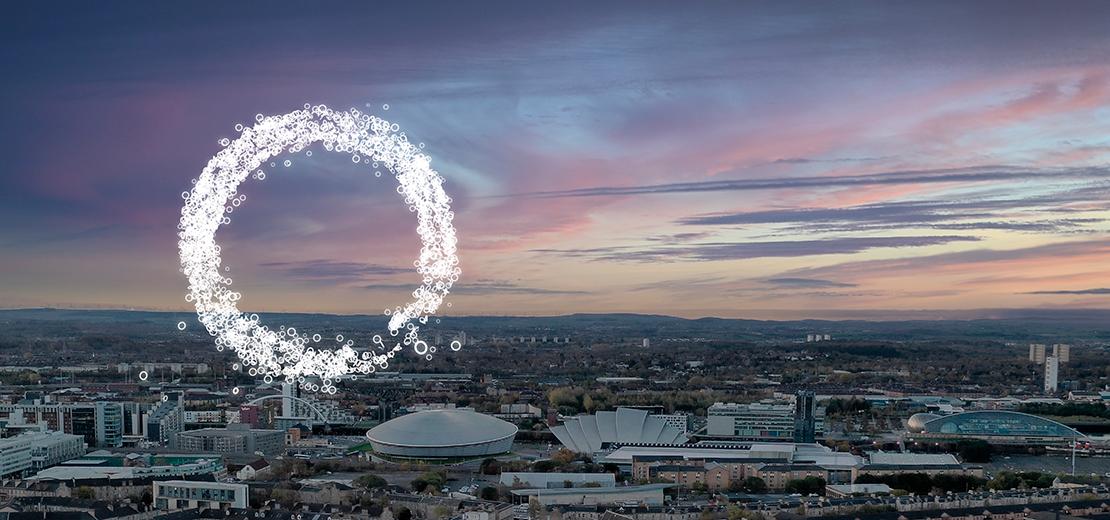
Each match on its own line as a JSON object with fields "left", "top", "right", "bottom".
{"left": 177, "top": 104, "right": 460, "bottom": 392}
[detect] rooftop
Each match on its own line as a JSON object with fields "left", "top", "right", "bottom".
{"left": 366, "top": 409, "right": 517, "bottom": 447}
{"left": 510, "top": 483, "right": 675, "bottom": 497}
{"left": 867, "top": 452, "right": 960, "bottom": 466}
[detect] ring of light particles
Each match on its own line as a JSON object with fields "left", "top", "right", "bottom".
{"left": 178, "top": 104, "right": 460, "bottom": 392}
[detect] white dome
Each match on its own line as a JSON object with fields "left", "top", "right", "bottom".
{"left": 366, "top": 409, "right": 517, "bottom": 459}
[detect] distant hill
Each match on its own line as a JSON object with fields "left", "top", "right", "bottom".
{"left": 2, "top": 307, "right": 1110, "bottom": 343}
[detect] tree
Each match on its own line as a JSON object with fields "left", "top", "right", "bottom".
{"left": 413, "top": 470, "right": 447, "bottom": 492}
{"left": 479, "top": 486, "right": 499, "bottom": 501}
{"left": 270, "top": 489, "right": 297, "bottom": 508}
{"left": 365, "top": 500, "right": 384, "bottom": 516}
{"left": 75, "top": 486, "right": 95, "bottom": 500}
{"left": 726, "top": 505, "right": 766, "bottom": 520}
{"left": 988, "top": 471, "right": 1022, "bottom": 491}
{"left": 784, "top": 476, "right": 825, "bottom": 495}
{"left": 480, "top": 458, "right": 502, "bottom": 475}
{"left": 740, "top": 476, "right": 768, "bottom": 494}
{"left": 355, "top": 474, "right": 388, "bottom": 490}
{"left": 551, "top": 448, "right": 577, "bottom": 465}
{"left": 528, "top": 497, "right": 543, "bottom": 520}
{"left": 956, "top": 440, "right": 992, "bottom": 463}
{"left": 533, "top": 460, "right": 557, "bottom": 472}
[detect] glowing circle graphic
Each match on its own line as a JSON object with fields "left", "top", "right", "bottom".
{"left": 178, "top": 104, "right": 460, "bottom": 391}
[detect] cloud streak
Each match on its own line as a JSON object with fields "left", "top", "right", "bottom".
{"left": 260, "top": 260, "right": 409, "bottom": 284}
{"left": 763, "top": 277, "right": 857, "bottom": 289}
{"left": 675, "top": 187, "right": 1108, "bottom": 235}
{"left": 535, "top": 235, "right": 979, "bottom": 263}
{"left": 1026, "top": 288, "right": 1110, "bottom": 295}
{"left": 502, "top": 166, "right": 1109, "bottom": 199}
{"left": 360, "top": 279, "right": 590, "bottom": 296}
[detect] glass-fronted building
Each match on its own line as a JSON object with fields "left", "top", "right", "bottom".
{"left": 154, "top": 480, "right": 248, "bottom": 510}
{"left": 907, "top": 411, "right": 1083, "bottom": 446}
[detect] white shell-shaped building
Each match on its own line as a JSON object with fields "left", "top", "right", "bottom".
{"left": 551, "top": 408, "right": 689, "bottom": 454}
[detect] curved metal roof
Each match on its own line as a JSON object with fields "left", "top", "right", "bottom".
{"left": 551, "top": 407, "right": 689, "bottom": 453}
{"left": 366, "top": 409, "right": 518, "bottom": 448}
{"left": 907, "top": 412, "right": 941, "bottom": 433}
{"left": 920, "top": 410, "right": 1084, "bottom": 438}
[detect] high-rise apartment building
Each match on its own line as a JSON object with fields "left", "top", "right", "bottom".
{"left": 94, "top": 402, "right": 123, "bottom": 448}
{"left": 1052, "top": 344, "right": 1071, "bottom": 363}
{"left": 1029, "top": 344, "right": 1046, "bottom": 363}
{"left": 1044, "top": 356, "right": 1059, "bottom": 394}
{"left": 146, "top": 395, "right": 184, "bottom": 447}
{"left": 0, "top": 402, "right": 123, "bottom": 448}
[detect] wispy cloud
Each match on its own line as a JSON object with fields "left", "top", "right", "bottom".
{"left": 645, "top": 232, "right": 713, "bottom": 244}
{"left": 502, "top": 166, "right": 1109, "bottom": 199}
{"left": 534, "top": 235, "right": 979, "bottom": 263}
{"left": 361, "top": 279, "right": 589, "bottom": 296}
{"left": 772, "top": 156, "right": 894, "bottom": 164}
{"left": 762, "top": 277, "right": 857, "bottom": 289}
{"left": 676, "top": 189, "right": 1107, "bottom": 235}
{"left": 451, "top": 280, "right": 591, "bottom": 295}
{"left": 1026, "top": 288, "right": 1110, "bottom": 295}
{"left": 783, "top": 239, "right": 1110, "bottom": 282}
{"left": 260, "top": 260, "right": 408, "bottom": 284}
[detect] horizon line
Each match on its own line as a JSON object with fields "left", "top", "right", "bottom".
{"left": 5, "top": 305, "right": 1110, "bottom": 323}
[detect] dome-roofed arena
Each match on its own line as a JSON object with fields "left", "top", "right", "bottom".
{"left": 365, "top": 409, "right": 518, "bottom": 460}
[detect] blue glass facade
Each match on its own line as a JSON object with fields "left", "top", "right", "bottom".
{"left": 922, "top": 411, "right": 1081, "bottom": 438}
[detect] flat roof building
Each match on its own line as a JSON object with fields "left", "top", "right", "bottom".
{"left": 706, "top": 401, "right": 825, "bottom": 442}
{"left": 29, "top": 458, "right": 221, "bottom": 482}
{"left": 154, "top": 480, "right": 248, "bottom": 510}
{"left": 0, "top": 431, "right": 86, "bottom": 478}
{"left": 499, "top": 472, "right": 616, "bottom": 489}
{"left": 855, "top": 451, "right": 983, "bottom": 480}
{"left": 175, "top": 424, "right": 285, "bottom": 456}
{"left": 825, "top": 483, "right": 893, "bottom": 498}
{"left": 510, "top": 484, "right": 673, "bottom": 506}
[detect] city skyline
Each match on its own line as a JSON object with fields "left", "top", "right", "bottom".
{"left": 3, "top": 2, "right": 1110, "bottom": 319}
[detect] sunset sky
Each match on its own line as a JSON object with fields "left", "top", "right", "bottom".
{"left": 3, "top": 2, "right": 1110, "bottom": 319}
